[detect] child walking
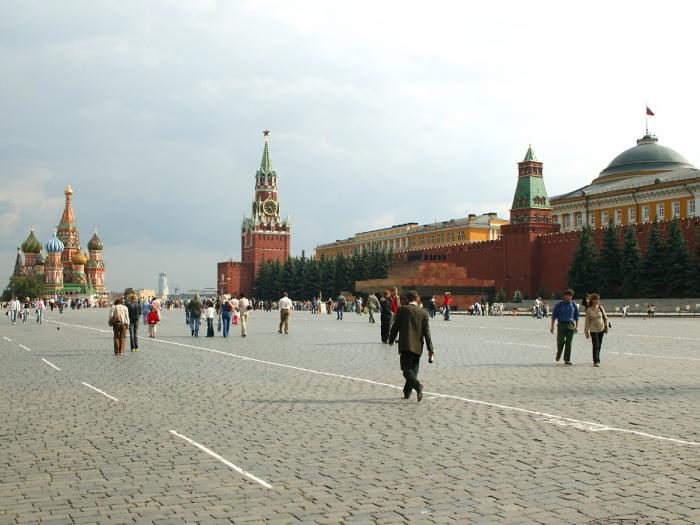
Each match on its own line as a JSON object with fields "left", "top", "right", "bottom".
{"left": 146, "top": 305, "right": 159, "bottom": 338}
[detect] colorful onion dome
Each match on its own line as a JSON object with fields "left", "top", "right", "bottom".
{"left": 21, "top": 228, "right": 42, "bottom": 254}
{"left": 36, "top": 252, "right": 46, "bottom": 265}
{"left": 46, "top": 231, "right": 65, "bottom": 253}
{"left": 88, "top": 229, "right": 103, "bottom": 251}
{"left": 85, "top": 259, "right": 98, "bottom": 269}
{"left": 72, "top": 249, "right": 89, "bottom": 265}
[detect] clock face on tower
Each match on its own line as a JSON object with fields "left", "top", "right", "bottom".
{"left": 263, "top": 199, "right": 278, "bottom": 216}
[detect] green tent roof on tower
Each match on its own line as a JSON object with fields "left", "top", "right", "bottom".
{"left": 522, "top": 144, "right": 537, "bottom": 162}
{"left": 260, "top": 134, "right": 272, "bottom": 174}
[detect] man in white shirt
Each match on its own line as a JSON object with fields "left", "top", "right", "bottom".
{"left": 278, "top": 292, "right": 293, "bottom": 334}
{"left": 238, "top": 294, "right": 250, "bottom": 337}
{"left": 9, "top": 297, "right": 21, "bottom": 325}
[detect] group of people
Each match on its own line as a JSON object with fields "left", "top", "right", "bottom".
{"left": 183, "top": 294, "right": 251, "bottom": 338}
{"left": 4, "top": 296, "right": 47, "bottom": 325}
{"left": 550, "top": 289, "right": 610, "bottom": 367}
{"left": 108, "top": 294, "right": 162, "bottom": 355}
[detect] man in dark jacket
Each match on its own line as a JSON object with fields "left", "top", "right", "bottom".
{"left": 126, "top": 294, "right": 141, "bottom": 352}
{"left": 379, "top": 289, "right": 393, "bottom": 343}
{"left": 188, "top": 294, "right": 203, "bottom": 337}
{"left": 389, "top": 290, "right": 434, "bottom": 402}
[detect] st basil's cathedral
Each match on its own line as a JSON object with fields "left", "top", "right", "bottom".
{"left": 13, "top": 185, "right": 106, "bottom": 297}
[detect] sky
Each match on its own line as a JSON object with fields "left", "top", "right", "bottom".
{"left": 2, "top": 0, "right": 699, "bottom": 292}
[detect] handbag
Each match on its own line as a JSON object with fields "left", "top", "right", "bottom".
{"left": 217, "top": 318, "right": 222, "bottom": 332}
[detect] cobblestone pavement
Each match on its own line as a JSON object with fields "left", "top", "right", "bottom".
{"left": 1, "top": 308, "right": 699, "bottom": 524}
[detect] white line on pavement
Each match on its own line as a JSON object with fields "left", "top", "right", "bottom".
{"left": 41, "top": 358, "right": 61, "bottom": 371}
{"left": 483, "top": 340, "right": 549, "bottom": 348}
{"left": 609, "top": 351, "right": 700, "bottom": 362}
{"left": 3, "top": 336, "right": 12, "bottom": 342}
{"left": 169, "top": 430, "right": 273, "bottom": 489}
{"left": 80, "top": 382, "right": 118, "bottom": 401}
{"left": 149, "top": 338, "right": 700, "bottom": 448}
{"left": 18, "top": 344, "right": 31, "bottom": 352}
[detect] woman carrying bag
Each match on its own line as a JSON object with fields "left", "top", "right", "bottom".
{"left": 584, "top": 293, "right": 609, "bottom": 367}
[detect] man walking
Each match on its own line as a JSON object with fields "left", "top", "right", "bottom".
{"left": 278, "top": 292, "right": 292, "bottom": 334}
{"left": 239, "top": 293, "right": 250, "bottom": 337}
{"left": 379, "top": 289, "right": 392, "bottom": 343}
{"left": 389, "top": 290, "right": 434, "bottom": 402}
{"left": 126, "top": 293, "right": 140, "bottom": 352}
{"left": 550, "top": 289, "right": 579, "bottom": 365}
{"left": 336, "top": 293, "right": 346, "bottom": 320}
{"left": 366, "top": 293, "right": 380, "bottom": 324}
{"left": 188, "top": 294, "right": 203, "bottom": 337}
{"left": 9, "top": 296, "right": 20, "bottom": 325}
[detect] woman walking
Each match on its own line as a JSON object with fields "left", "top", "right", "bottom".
{"left": 146, "top": 305, "right": 160, "bottom": 338}
{"left": 220, "top": 297, "right": 233, "bottom": 337}
{"left": 204, "top": 299, "right": 215, "bottom": 337}
{"left": 35, "top": 297, "right": 46, "bottom": 324}
{"left": 108, "top": 298, "right": 130, "bottom": 356}
{"left": 584, "top": 293, "right": 609, "bottom": 367}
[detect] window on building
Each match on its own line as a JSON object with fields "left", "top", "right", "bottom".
{"left": 590, "top": 214, "right": 595, "bottom": 227}
{"left": 642, "top": 206, "right": 650, "bottom": 221}
{"left": 574, "top": 212, "right": 582, "bottom": 227}
{"left": 563, "top": 214, "right": 571, "bottom": 228}
{"left": 553, "top": 215, "right": 559, "bottom": 224}
{"left": 673, "top": 201, "right": 681, "bottom": 218}
{"left": 615, "top": 209, "right": 623, "bottom": 225}
{"left": 629, "top": 207, "right": 636, "bottom": 223}
{"left": 690, "top": 200, "right": 696, "bottom": 216}
{"left": 602, "top": 211, "right": 609, "bottom": 226}
{"left": 657, "top": 203, "right": 665, "bottom": 219}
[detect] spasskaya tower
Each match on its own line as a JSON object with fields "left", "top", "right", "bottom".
{"left": 217, "top": 130, "right": 291, "bottom": 297}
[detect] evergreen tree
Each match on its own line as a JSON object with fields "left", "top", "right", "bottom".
{"left": 621, "top": 227, "right": 642, "bottom": 298}
{"left": 598, "top": 224, "right": 622, "bottom": 297}
{"left": 270, "top": 259, "right": 283, "bottom": 298}
{"left": 319, "top": 255, "right": 335, "bottom": 299}
{"left": 334, "top": 254, "right": 350, "bottom": 294}
{"left": 496, "top": 287, "right": 507, "bottom": 303}
{"left": 694, "top": 228, "right": 700, "bottom": 296}
{"left": 281, "top": 257, "right": 296, "bottom": 296}
{"left": 640, "top": 220, "right": 666, "bottom": 298}
{"left": 367, "top": 247, "right": 383, "bottom": 278}
{"left": 305, "top": 258, "right": 321, "bottom": 299}
{"left": 567, "top": 226, "right": 599, "bottom": 296}
{"left": 665, "top": 219, "right": 693, "bottom": 298}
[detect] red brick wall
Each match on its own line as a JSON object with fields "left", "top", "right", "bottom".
{"left": 217, "top": 261, "right": 243, "bottom": 296}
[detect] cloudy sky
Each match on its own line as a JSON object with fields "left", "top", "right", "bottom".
{"left": 2, "top": 1, "right": 699, "bottom": 291}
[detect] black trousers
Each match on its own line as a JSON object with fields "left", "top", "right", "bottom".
{"left": 590, "top": 331, "right": 605, "bottom": 363}
{"left": 380, "top": 314, "right": 391, "bottom": 343}
{"left": 400, "top": 351, "right": 422, "bottom": 395}
{"left": 129, "top": 321, "right": 139, "bottom": 350}
{"left": 206, "top": 318, "right": 214, "bottom": 337}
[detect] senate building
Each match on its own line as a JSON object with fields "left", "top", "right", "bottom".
{"left": 551, "top": 132, "right": 699, "bottom": 229}
{"left": 217, "top": 132, "right": 291, "bottom": 296}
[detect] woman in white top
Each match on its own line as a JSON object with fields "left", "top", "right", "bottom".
{"left": 584, "top": 293, "right": 609, "bottom": 367}
{"left": 35, "top": 297, "right": 46, "bottom": 324}
{"left": 204, "top": 300, "right": 216, "bottom": 337}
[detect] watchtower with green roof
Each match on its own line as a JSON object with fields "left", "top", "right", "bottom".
{"left": 510, "top": 145, "right": 553, "bottom": 224}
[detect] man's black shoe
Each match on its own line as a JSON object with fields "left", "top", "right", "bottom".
{"left": 555, "top": 352, "right": 561, "bottom": 362}
{"left": 416, "top": 390, "right": 423, "bottom": 402}
{"left": 403, "top": 392, "right": 410, "bottom": 399}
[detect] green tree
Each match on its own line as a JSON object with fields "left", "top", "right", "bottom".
{"left": 621, "top": 227, "right": 642, "bottom": 298}
{"left": 319, "top": 255, "right": 335, "bottom": 299}
{"left": 640, "top": 220, "right": 666, "bottom": 298}
{"left": 2, "top": 274, "right": 44, "bottom": 301}
{"left": 496, "top": 287, "right": 507, "bottom": 303}
{"left": 334, "top": 254, "right": 350, "bottom": 294}
{"left": 598, "top": 224, "right": 622, "bottom": 297}
{"left": 304, "top": 258, "right": 321, "bottom": 299}
{"left": 513, "top": 289, "right": 522, "bottom": 303}
{"left": 694, "top": 228, "right": 700, "bottom": 296}
{"left": 567, "top": 226, "right": 599, "bottom": 296}
{"left": 665, "top": 219, "right": 693, "bottom": 298}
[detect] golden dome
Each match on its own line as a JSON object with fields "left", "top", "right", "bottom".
{"left": 65, "top": 184, "right": 74, "bottom": 196}
{"left": 72, "top": 249, "right": 89, "bottom": 266}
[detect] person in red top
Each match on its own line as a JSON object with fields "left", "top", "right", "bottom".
{"left": 443, "top": 291, "right": 452, "bottom": 321}
{"left": 146, "top": 306, "right": 160, "bottom": 338}
{"left": 390, "top": 287, "right": 399, "bottom": 316}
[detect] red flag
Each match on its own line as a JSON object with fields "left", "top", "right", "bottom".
{"left": 646, "top": 106, "right": 654, "bottom": 116}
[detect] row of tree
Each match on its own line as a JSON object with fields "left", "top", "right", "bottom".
{"left": 253, "top": 248, "right": 394, "bottom": 301}
{"left": 567, "top": 220, "right": 698, "bottom": 298}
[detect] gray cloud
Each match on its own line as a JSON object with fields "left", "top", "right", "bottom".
{"left": 1, "top": 1, "right": 699, "bottom": 290}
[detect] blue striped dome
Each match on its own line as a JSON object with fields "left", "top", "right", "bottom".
{"left": 46, "top": 232, "right": 65, "bottom": 253}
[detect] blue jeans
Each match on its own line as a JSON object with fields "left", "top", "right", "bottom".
{"left": 221, "top": 314, "right": 231, "bottom": 337}
{"left": 190, "top": 316, "right": 201, "bottom": 336}
{"left": 444, "top": 305, "right": 450, "bottom": 320}
{"left": 337, "top": 307, "right": 343, "bottom": 320}
{"left": 10, "top": 310, "right": 17, "bottom": 323}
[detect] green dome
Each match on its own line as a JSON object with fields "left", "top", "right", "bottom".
{"left": 21, "top": 229, "right": 42, "bottom": 254}
{"left": 596, "top": 135, "right": 694, "bottom": 181}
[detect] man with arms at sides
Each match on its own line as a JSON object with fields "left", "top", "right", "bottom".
{"left": 389, "top": 290, "right": 435, "bottom": 402}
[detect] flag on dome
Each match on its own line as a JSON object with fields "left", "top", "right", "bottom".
{"left": 646, "top": 106, "right": 654, "bottom": 116}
